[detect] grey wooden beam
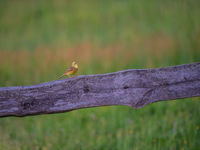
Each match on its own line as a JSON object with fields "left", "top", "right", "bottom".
{"left": 0, "top": 62, "right": 200, "bottom": 117}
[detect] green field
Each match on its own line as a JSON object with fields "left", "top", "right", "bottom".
{"left": 0, "top": 0, "right": 200, "bottom": 149}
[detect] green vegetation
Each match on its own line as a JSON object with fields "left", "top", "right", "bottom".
{"left": 0, "top": 0, "right": 199, "bottom": 149}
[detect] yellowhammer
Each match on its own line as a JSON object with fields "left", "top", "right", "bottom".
{"left": 58, "top": 61, "right": 78, "bottom": 79}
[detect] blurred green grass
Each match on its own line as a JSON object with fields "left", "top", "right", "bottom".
{"left": 0, "top": 0, "right": 200, "bottom": 149}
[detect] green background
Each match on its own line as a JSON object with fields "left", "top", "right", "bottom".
{"left": 0, "top": 0, "right": 199, "bottom": 149}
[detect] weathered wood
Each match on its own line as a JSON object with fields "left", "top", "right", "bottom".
{"left": 0, "top": 62, "right": 200, "bottom": 117}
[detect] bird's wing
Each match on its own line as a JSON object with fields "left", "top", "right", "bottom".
{"left": 66, "top": 66, "right": 74, "bottom": 73}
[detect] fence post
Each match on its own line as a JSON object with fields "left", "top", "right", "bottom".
{"left": 0, "top": 62, "right": 200, "bottom": 117}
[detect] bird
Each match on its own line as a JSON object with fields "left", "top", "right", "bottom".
{"left": 58, "top": 61, "right": 78, "bottom": 79}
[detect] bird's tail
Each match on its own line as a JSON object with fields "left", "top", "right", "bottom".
{"left": 57, "top": 74, "right": 65, "bottom": 80}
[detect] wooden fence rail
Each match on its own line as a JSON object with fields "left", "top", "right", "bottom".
{"left": 0, "top": 62, "right": 200, "bottom": 117}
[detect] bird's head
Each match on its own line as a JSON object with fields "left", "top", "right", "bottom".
{"left": 72, "top": 61, "right": 78, "bottom": 69}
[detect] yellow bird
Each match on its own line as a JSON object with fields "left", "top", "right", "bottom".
{"left": 58, "top": 61, "right": 78, "bottom": 79}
